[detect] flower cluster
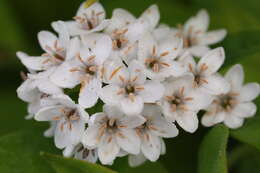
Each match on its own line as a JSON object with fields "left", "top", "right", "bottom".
{"left": 17, "top": 1, "right": 260, "bottom": 166}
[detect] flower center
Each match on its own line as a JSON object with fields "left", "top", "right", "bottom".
{"left": 74, "top": 11, "right": 104, "bottom": 30}
{"left": 111, "top": 29, "right": 129, "bottom": 50}
{"left": 165, "top": 87, "right": 193, "bottom": 112}
{"left": 65, "top": 109, "right": 80, "bottom": 121}
{"left": 217, "top": 93, "right": 238, "bottom": 112}
{"left": 125, "top": 85, "right": 135, "bottom": 94}
{"left": 85, "top": 65, "right": 97, "bottom": 76}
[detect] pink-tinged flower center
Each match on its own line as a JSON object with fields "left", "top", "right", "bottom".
{"left": 74, "top": 10, "right": 104, "bottom": 30}
{"left": 216, "top": 93, "right": 239, "bottom": 112}
{"left": 111, "top": 29, "right": 129, "bottom": 50}
{"left": 165, "top": 87, "right": 193, "bottom": 112}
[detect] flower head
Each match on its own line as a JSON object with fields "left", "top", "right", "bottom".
{"left": 173, "top": 9, "right": 227, "bottom": 57}
{"left": 202, "top": 64, "right": 260, "bottom": 128}
{"left": 100, "top": 60, "right": 164, "bottom": 115}
{"left": 35, "top": 94, "right": 89, "bottom": 149}
{"left": 82, "top": 105, "right": 145, "bottom": 164}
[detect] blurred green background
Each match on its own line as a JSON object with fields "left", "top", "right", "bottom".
{"left": 1, "top": 0, "right": 260, "bottom": 172}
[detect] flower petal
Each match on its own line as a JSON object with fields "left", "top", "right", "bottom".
{"left": 198, "top": 29, "right": 227, "bottom": 45}
{"left": 116, "top": 129, "right": 141, "bottom": 154}
{"left": 98, "top": 134, "right": 120, "bottom": 165}
{"left": 149, "top": 114, "right": 179, "bottom": 138}
{"left": 81, "top": 124, "right": 101, "bottom": 148}
{"left": 232, "top": 102, "right": 257, "bottom": 118}
{"left": 50, "top": 60, "right": 81, "bottom": 88}
{"left": 105, "top": 8, "right": 136, "bottom": 33}
{"left": 54, "top": 119, "right": 85, "bottom": 149}
{"left": 238, "top": 83, "right": 260, "bottom": 102}
{"left": 201, "top": 74, "right": 230, "bottom": 95}
{"left": 128, "top": 153, "right": 147, "bottom": 167}
{"left": 201, "top": 111, "right": 226, "bottom": 127}
{"left": 118, "top": 115, "right": 145, "bottom": 128}
{"left": 187, "top": 45, "right": 210, "bottom": 57}
{"left": 184, "top": 9, "right": 209, "bottom": 35}
{"left": 198, "top": 47, "right": 225, "bottom": 75}
{"left": 175, "top": 111, "right": 198, "bottom": 133}
{"left": 139, "top": 81, "right": 164, "bottom": 103}
{"left": 224, "top": 115, "right": 244, "bottom": 129}
{"left": 120, "top": 96, "right": 144, "bottom": 115}
{"left": 35, "top": 105, "right": 64, "bottom": 121}
{"left": 93, "top": 35, "right": 112, "bottom": 65}
{"left": 38, "top": 31, "right": 57, "bottom": 53}
{"left": 79, "top": 78, "right": 102, "bottom": 108}
{"left": 158, "top": 36, "right": 183, "bottom": 60}
{"left": 99, "top": 84, "right": 122, "bottom": 105}
{"left": 16, "top": 52, "right": 50, "bottom": 71}
{"left": 141, "top": 132, "right": 161, "bottom": 162}
{"left": 139, "top": 4, "right": 160, "bottom": 30}
{"left": 224, "top": 64, "right": 244, "bottom": 92}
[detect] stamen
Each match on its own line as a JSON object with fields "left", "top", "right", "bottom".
{"left": 160, "top": 51, "right": 169, "bottom": 57}
{"left": 109, "top": 66, "right": 122, "bottom": 80}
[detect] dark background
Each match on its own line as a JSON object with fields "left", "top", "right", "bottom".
{"left": 0, "top": 0, "right": 260, "bottom": 172}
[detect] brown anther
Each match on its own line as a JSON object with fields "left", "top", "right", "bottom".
{"left": 160, "top": 51, "right": 169, "bottom": 57}
{"left": 70, "top": 67, "right": 81, "bottom": 72}
{"left": 109, "top": 66, "right": 122, "bottom": 80}
{"left": 179, "top": 87, "right": 185, "bottom": 96}
{"left": 69, "top": 122, "right": 72, "bottom": 131}
{"left": 184, "top": 97, "right": 194, "bottom": 101}
{"left": 171, "top": 104, "right": 177, "bottom": 112}
{"left": 179, "top": 105, "right": 188, "bottom": 111}
{"left": 129, "top": 93, "right": 135, "bottom": 102}
{"left": 131, "top": 76, "right": 138, "bottom": 82}
{"left": 200, "top": 63, "right": 208, "bottom": 72}
{"left": 160, "top": 62, "right": 170, "bottom": 67}
{"left": 117, "top": 88, "right": 125, "bottom": 95}
{"left": 152, "top": 46, "right": 157, "bottom": 56}
{"left": 152, "top": 63, "right": 160, "bottom": 73}
{"left": 52, "top": 116, "right": 61, "bottom": 121}
{"left": 188, "top": 63, "right": 194, "bottom": 73}
{"left": 107, "top": 136, "right": 113, "bottom": 143}
{"left": 87, "top": 55, "right": 96, "bottom": 62}
{"left": 135, "top": 86, "right": 145, "bottom": 91}
{"left": 148, "top": 125, "right": 158, "bottom": 131}
{"left": 117, "top": 132, "right": 125, "bottom": 138}
{"left": 119, "top": 75, "right": 125, "bottom": 83}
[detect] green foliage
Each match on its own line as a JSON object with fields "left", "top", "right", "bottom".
{"left": 198, "top": 125, "right": 229, "bottom": 173}
{"left": 41, "top": 152, "right": 117, "bottom": 173}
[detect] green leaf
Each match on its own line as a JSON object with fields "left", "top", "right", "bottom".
{"left": 198, "top": 125, "right": 229, "bottom": 173}
{"left": 41, "top": 152, "right": 117, "bottom": 173}
{"left": 0, "top": 128, "right": 59, "bottom": 173}
{"left": 111, "top": 157, "right": 169, "bottom": 173}
{"left": 231, "top": 116, "right": 260, "bottom": 151}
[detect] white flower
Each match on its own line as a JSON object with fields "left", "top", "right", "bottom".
{"left": 103, "top": 6, "right": 156, "bottom": 63}
{"left": 128, "top": 138, "right": 166, "bottom": 167}
{"left": 134, "top": 104, "right": 178, "bottom": 162}
{"left": 181, "top": 47, "right": 230, "bottom": 95}
{"left": 62, "top": 2, "right": 110, "bottom": 36}
{"left": 100, "top": 60, "right": 164, "bottom": 115}
{"left": 50, "top": 34, "right": 112, "bottom": 108}
{"left": 17, "top": 69, "right": 63, "bottom": 119}
{"left": 138, "top": 4, "right": 160, "bottom": 31}
{"left": 202, "top": 64, "right": 260, "bottom": 129}
{"left": 137, "top": 32, "right": 185, "bottom": 81}
{"left": 35, "top": 94, "right": 89, "bottom": 149}
{"left": 81, "top": 105, "right": 145, "bottom": 165}
{"left": 17, "top": 21, "right": 79, "bottom": 72}
{"left": 173, "top": 9, "right": 227, "bottom": 57}
{"left": 63, "top": 144, "right": 98, "bottom": 163}
{"left": 160, "top": 74, "right": 213, "bottom": 133}
{"left": 44, "top": 121, "right": 58, "bottom": 138}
